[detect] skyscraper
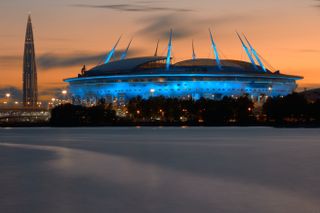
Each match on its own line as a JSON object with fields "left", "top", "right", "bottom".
{"left": 23, "top": 15, "right": 38, "bottom": 107}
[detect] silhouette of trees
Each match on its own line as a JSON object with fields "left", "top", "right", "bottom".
{"left": 309, "top": 100, "right": 320, "bottom": 122}
{"left": 50, "top": 93, "right": 320, "bottom": 126}
{"left": 193, "top": 96, "right": 254, "bottom": 124}
{"left": 126, "top": 95, "right": 255, "bottom": 125}
{"left": 50, "top": 103, "right": 116, "bottom": 126}
{"left": 263, "top": 93, "right": 320, "bottom": 125}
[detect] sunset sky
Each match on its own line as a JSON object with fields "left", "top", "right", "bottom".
{"left": 0, "top": 0, "right": 320, "bottom": 100}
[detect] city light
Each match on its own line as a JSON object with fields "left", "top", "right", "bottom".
{"left": 5, "top": 93, "right": 11, "bottom": 98}
{"left": 62, "top": 90, "right": 68, "bottom": 95}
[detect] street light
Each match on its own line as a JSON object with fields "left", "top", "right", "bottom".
{"left": 62, "top": 90, "right": 67, "bottom": 95}
{"left": 5, "top": 93, "right": 11, "bottom": 98}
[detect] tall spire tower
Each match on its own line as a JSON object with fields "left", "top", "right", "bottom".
{"left": 23, "top": 15, "right": 38, "bottom": 107}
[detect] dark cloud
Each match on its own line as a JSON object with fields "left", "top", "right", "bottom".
{"left": 0, "top": 55, "right": 21, "bottom": 63}
{"left": 38, "top": 49, "right": 141, "bottom": 70}
{"left": 137, "top": 13, "right": 249, "bottom": 40}
{"left": 71, "top": 3, "right": 193, "bottom": 13}
{"left": 287, "top": 48, "right": 320, "bottom": 53}
{"left": 313, "top": 0, "right": 320, "bottom": 8}
{"left": 38, "top": 87, "right": 67, "bottom": 98}
{"left": 0, "top": 87, "right": 22, "bottom": 100}
{"left": 0, "top": 34, "right": 19, "bottom": 38}
{"left": 298, "top": 49, "right": 320, "bottom": 53}
{"left": 0, "top": 48, "right": 141, "bottom": 70}
{"left": 38, "top": 52, "right": 105, "bottom": 70}
{"left": 0, "top": 55, "right": 21, "bottom": 67}
{"left": 137, "top": 14, "right": 194, "bottom": 39}
{"left": 0, "top": 86, "right": 72, "bottom": 101}
{"left": 38, "top": 37, "right": 73, "bottom": 42}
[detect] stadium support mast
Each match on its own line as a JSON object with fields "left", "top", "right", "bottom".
{"left": 120, "top": 38, "right": 133, "bottom": 60}
{"left": 166, "top": 29, "right": 173, "bottom": 71}
{"left": 154, "top": 39, "right": 160, "bottom": 57}
{"left": 243, "top": 34, "right": 267, "bottom": 72}
{"left": 209, "top": 29, "right": 222, "bottom": 70}
{"left": 236, "top": 32, "right": 258, "bottom": 70}
{"left": 104, "top": 36, "right": 122, "bottom": 64}
{"left": 192, "top": 40, "right": 196, "bottom": 60}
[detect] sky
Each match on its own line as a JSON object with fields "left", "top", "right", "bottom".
{"left": 0, "top": 0, "right": 320, "bottom": 100}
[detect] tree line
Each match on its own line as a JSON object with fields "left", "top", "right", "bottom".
{"left": 50, "top": 93, "right": 320, "bottom": 126}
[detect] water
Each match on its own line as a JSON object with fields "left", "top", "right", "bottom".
{"left": 0, "top": 127, "right": 320, "bottom": 213}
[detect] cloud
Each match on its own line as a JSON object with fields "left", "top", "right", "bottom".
{"left": 38, "top": 86, "right": 67, "bottom": 99}
{"left": 313, "top": 0, "right": 320, "bottom": 8}
{"left": 71, "top": 3, "right": 193, "bottom": 13}
{"left": 0, "top": 55, "right": 21, "bottom": 67}
{"left": 136, "top": 13, "right": 249, "bottom": 40}
{"left": 0, "top": 48, "right": 141, "bottom": 70}
{"left": 0, "top": 34, "right": 19, "bottom": 38}
{"left": 38, "top": 49, "right": 141, "bottom": 70}
{"left": 0, "top": 86, "right": 72, "bottom": 101}
{"left": 281, "top": 48, "right": 320, "bottom": 53}
{"left": 298, "top": 49, "right": 320, "bottom": 53}
{"left": 0, "top": 86, "right": 22, "bottom": 100}
{"left": 0, "top": 55, "right": 21, "bottom": 63}
{"left": 38, "top": 52, "right": 105, "bottom": 70}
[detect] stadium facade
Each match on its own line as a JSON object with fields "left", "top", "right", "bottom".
{"left": 64, "top": 30, "right": 303, "bottom": 105}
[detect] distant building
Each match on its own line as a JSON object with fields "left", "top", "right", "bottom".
{"left": 23, "top": 15, "right": 38, "bottom": 107}
{"left": 65, "top": 31, "right": 303, "bottom": 105}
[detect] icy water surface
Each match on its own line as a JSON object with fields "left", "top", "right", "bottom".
{"left": 0, "top": 127, "right": 320, "bottom": 213}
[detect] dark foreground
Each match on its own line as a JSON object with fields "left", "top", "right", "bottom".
{"left": 0, "top": 127, "right": 320, "bottom": 213}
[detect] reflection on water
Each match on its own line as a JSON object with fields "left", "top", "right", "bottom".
{"left": 0, "top": 127, "right": 320, "bottom": 213}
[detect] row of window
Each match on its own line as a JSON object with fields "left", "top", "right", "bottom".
{"left": 93, "top": 87, "right": 280, "bottom": 93}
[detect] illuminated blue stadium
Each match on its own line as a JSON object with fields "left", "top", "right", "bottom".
{"left": 64, "top": 32, "right": 303, "bottom": 105}
{"left": 65, "top": 56, "right": 302, "bottom": 105}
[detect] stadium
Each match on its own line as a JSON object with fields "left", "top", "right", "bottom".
{"left": 64, "top": 31, "right": 303, "bottom": 105}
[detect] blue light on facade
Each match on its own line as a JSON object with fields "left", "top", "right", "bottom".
{"left": 68, "top": 78, "right": 297, "bottom": 104}
{"left": 209, "top": 29, "right": 222, "bottom": 70}
{"left": 104, "top": 36, "right": 122, "bottom": 64}
{"left": 166, "top": 30, "right": 173, "bottom": 71}
{"left": 243, "top": 34, "right": 267, "bottom": 72}
{"left": 65, "top": 32, "right": 302, "bottom": 105}
{"left": 104, "top": 49, "right": 115, "bottom": 64}
{"left": 237, "top": 33, "right": 258, "bottom": 71}
{"left": 120, "top": 38, "right": 133, "bottom": 60}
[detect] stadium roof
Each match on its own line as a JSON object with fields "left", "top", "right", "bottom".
{"left": 75, "top": 56, "right": 302, "bottom": 81}
{"left": 86, "top": 56, "right": 166, "bottom": 76}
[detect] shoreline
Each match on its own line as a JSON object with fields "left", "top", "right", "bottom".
{"left": 1, "top": 122, "right": 320, "bottom": 128}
